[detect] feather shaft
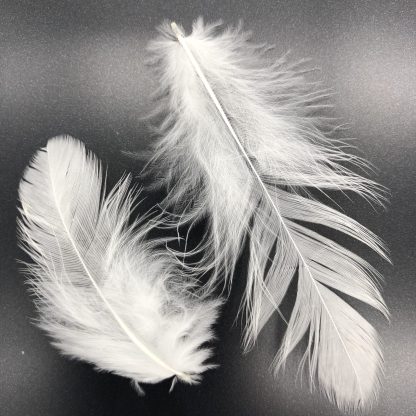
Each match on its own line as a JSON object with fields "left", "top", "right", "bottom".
{"left": 47, "top": 165, "right": 188, "bottom": 380}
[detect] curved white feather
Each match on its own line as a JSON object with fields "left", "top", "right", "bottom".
{"left": 18, "top": 135, "right": 219, "bottom": 386}
{"left": 147, "top": 19, "right": 388, "bottom": 410}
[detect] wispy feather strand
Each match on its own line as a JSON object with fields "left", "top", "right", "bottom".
{"left": 146, "top": 19, "right": 388, "bottom": 411}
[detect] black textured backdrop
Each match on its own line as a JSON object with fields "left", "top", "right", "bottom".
{"left": 1, "top": 1, "right": 415, "bottom": 415}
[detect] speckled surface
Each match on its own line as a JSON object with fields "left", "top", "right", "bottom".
{"left": 1, "top": 1, "right": 415, "bottom": 415}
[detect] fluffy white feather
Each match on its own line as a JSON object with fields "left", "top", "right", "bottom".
{"left": 18, "top": 135, "right": 220, "bottom": 388}
{"left": 146, "top": 19, "right": 388, "bottom": 410}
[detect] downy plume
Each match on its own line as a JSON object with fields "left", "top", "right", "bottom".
{"left": 18, "top": 135, "right": 220, "bottom": 389}
{"left": 146, "top": 19, "right": 388, "bottom": 411}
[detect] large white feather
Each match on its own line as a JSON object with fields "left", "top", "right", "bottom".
{"left": 146, "top": 19, "right": 388, "bottom": 410}
{"left": 18, "top": 135, "right": 219, "bottom": 388}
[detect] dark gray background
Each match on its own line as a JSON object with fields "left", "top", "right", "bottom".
{"left": 1, "top": 1, "right": 415, "bottom": 415}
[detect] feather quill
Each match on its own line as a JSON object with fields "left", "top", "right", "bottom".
{"left": 146, "top": 19, "right": 388, "bottom": 410}
{"left": 18, "top": 135, "right": 219, "bottom": 388}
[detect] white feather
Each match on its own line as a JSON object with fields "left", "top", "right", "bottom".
{"left": 146, "top": 19, "right": 388, "bottom": 410}
{"left": 18, "top": 135, "right": 220, "bottom": 387}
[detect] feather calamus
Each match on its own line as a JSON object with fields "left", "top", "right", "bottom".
{"left": 18, "top": 135, "right": 220, "bottom": 388}
{"left": 146, "top": 19, "right": 388, "bottom": 410}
